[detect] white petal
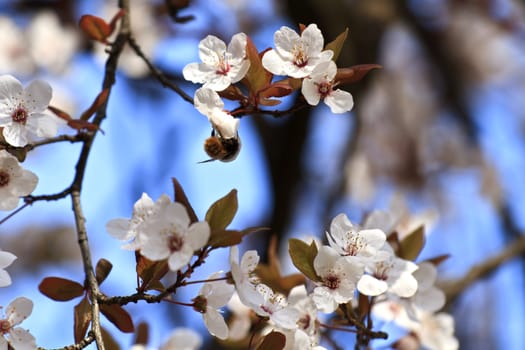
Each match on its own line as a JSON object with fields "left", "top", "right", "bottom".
{"left": 272, "top": 307, "right": 300, "bottom": 330}
{"left": 24, "top": 79, "right": 52, "bottom": 112}
{"left": 273, "top": 26, "right": 300, "bottom": 59}
{"left": 228, "top": 59, "right": 250, "bottom": 84}
{"left": 182, "top": 62, "right": 207, "bottom": 84}
{"left": 240, "top": 250, "right": 259, "bottom": 273}
{"left": 199, "top": 35, "right": 226, "bottom": 65}
{"left": 324, "top": 89, "right": 354, "bottom": 114}
{"left": 186, "top": 221, "right": 210, "bottom": 250}
{"left": 209, "top": 110, "right": 239, "bottom": 139}
{"left": 0, "top": 75, "right": 23, "bottom": 102}
{"left": 0, "top": 269, "right": 12, "bottom": 287}
{"left": 8, "top": 327, "right": 36, "bottom": 350}
{"left": 140, "top": 234, "right": 170, "bottom": 261}
{"left": 161, "top": 328, "right": 202, "bottom": 350}
{"left": 301, "top": 78, "right": 321, "bottom": 106}
{"left": 301, "top": 24, "right": 324, "bottom": 56}
{"left": 168, "top": 247, "right": 193, "bottom": 271}
{"left": 7, "top": 297, "right": 33, "bottom": 325}
{"left": 194, "top": 88, "right": 224, "bottom": 116}
{"left": 312, "top": 286, "right": 338, "bottom": 313}
{"left": 202, "top": 74, "right": 232, "bottom": 92}
{"left": 389, "top": 272, "right": 418, "bottom": 298}
{"left": 227, "top": 33, "right": 247, "bottom": 60}
{"left": 313, "top": 246, "right": 339, "bottom": 277}
{"left": 10, "top": 169, "right": 38, "bottom": 196}
{"left": 106, "top": 218, "right": 132, "bottom": 240}
{"left": 3, "top": 123, "right": 28, "bottom": 147}
{"left": 357, "top": 275, "right": 388, "bottom": 296}
{"left": 0, "top": 251, "right": 17, "bottom": 269}
{"left": 261, "top": 49, "right": 287, "bottom": 76}
{"left": 0, "top": 195, "right": 19, "bottom": 211}
{"left": 203, "top": 307, "right": 229, "bottom": 339}
{"left": 414, "top": 287, "right": 445, "bottom": 313}
{"left": 26, "top": 113, "right": 59, "bottom": 138}
{"left": 414, "top": 262, "right": 438, "bottom": 290}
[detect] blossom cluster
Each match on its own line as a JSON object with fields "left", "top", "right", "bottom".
{"left": 106, "top": 189, "right": 457, "bottom": 349}
{"left": 182, "top": 24, "right": 357, "bottom": 162}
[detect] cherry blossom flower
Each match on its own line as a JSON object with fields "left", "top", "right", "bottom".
{"left": 326, "top": 213, "right": 386, "bottom": 262}
{"left": 262, "top": 23, "right": 333, "bottom": 78}
{"left": 357, "top": 249, "right": 418, "bottom": 298}
{"left": 194, "top": 88, "right": 240, "bottom": 140}
{"left": 183, "top": 33, "right": 250, "bottom": 91}
{"left": 251, "top": 283, "right": 299, "bottom": 330}
{"left": 138, "top": 201, "right": 210, "bottom": 271}
{"left": 229, "top": 246, "right": 263, "bottom": 308}
{"left": 285, "top": 285, "right": 322, "bottom": 349}
{"left": 159, "top": 328, "right": 202, "bottom": 350}
{"left": 0, "top": 249, "right": 16, "bottom": 287}
{"left": 0, "top": 75, "right": 62, "bottom": 147}
{"left": 0, "top": 150, "right": 38, "bottom": 211}
{"left": 312, "top": 245, "right": 363, "bottom": 313}
{"left": 0, "top": 297, "right": 37, "bottom": 350}
{"left": 193, "top": 272, "right": 235, "bottom": 340}
{"left": 106, "top": 193, "right": 170, "bottom": 250}
{"left": 301, "top": 60, "right": 354, "bottom": 113}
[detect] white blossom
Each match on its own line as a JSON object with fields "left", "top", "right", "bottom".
{"left": 262, "top": 24, "right": 333, "bottom": 78}
{"left": 251, "top": 283, "right": 299, "bottom": 330}
{"left": 0, "top": 297, "right": 36, "bottom": 350}
{"left": 106, "top": 193, "right": 171, "bottom": 250}
{"left": 138, "top": 201, "right": 210, "bottom": 271}
{"left": 229, "top": 246, "right": 263, "bottom": 308}
{"left": 183, "top": 33, "right": 250, "bottom": 91}
{"left": 312, "top": 245, "right": 363, "bottom": 313}
{"left": 0, "top": 249, "right": 17, "bottom": 287}
{"left": 0, "top": 75, "right": 60, "bottom": 147}
{"left": 301, "top": 60, "right": 353, "bottom": 113}
{"left": 195, "top": 272, "right": 235, "bottom": 340}
{"left": 0, "top": 150, "right": 38, "bottom": 211}
{"left": 160, "top": 328, "right": 202, "bottom": 350}
{"left": 357, "top": 249, "right": 418, "bottom": 298}
{"left": 194, "top": 87, "right": 240, "bottom": 140}
{"left": 326, "top": 213, "right": 386, "bottom": 263}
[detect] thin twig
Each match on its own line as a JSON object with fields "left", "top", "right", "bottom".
{"left": 127, "top": 35, "right": 194, "bottom": 104}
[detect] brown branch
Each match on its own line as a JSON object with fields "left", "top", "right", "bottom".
{"left": 127, "top": 35, "right": 194, "bottom": 104}
{"left": 39, "top": 332, "right": 95, "bottom": 350}
{"left": 439, "top": 234, "right": 525, "bottom": 304}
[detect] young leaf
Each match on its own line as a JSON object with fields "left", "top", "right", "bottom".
{"left": 172, "top": 177, "right": 199, "bottom": 223}
{"left": 288, "top": 238, "right": 320, "bottom": 282}
{"left": 80, "top": 88, "right": 109, "bottom": 121}
{"left": 398, "top": 225, "right": 426, "bottom": 261}
{"left": 133, "top": 322, "right": 150, "bottom": 346}
{"left": 136, "top": 253, "right": 169, "bottom": 292}
{"left": 79, "top": 15, "right": 112, "bottom": 44}
{"left": 325, "top": 28, "right": 349, "bottom": 62}
{"left": 243, "top": 38, "right": 272, "bottom": 95}
{"left": 208, "top": 226, "right": 268, "bottom": 248}
{"left": 100, "top": 304, "right": 135, "bottom": 333}
{"left": 96, "top": 258, "right": 113, "bottom": 285}
{"left": 425, "top": 254, "right": 451, "bottom": 266}
{"left": 74, "top": 296, "right": 91, "bottom": 343}
{"left": 257, "top": 331, "right": 286, "bottom": 350}
{"left": 205, "top": 189, "right": 238, "bottom": 230}
{"left": 101, "top": 326, "right": 122, "bottom": 350}
{"left": 38, "top": 277, "right": 84, "bottom": 301}
{"left": 335, "top": 64, "right": 382, "bottom": 85}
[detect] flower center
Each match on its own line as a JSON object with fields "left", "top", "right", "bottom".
{"left": 298, "top": 314, "right": 311, "bottom": 330}
{"left": 373, "top": 262, "right": 392, "bottom": 281}
{"left": 11, "top": 106, "right": 28, "bottom": 124}
{"left": 317, "top": 82, "right": 332, "bottom": 99}
{"left": 168, "top": 234, "right": 184, "bottom": 253}
{"left": 216, "top": 56, "right": 231, "bottom": 76}
{"left": 323, "top": 273, "right": 340, "bottom": 290}
{"left": 0, "top": 170, "right": 10, "bottom": 187}
{"left": 292, "top": 45, "right": 308, "bottom": 68}
{"left": 344, "top": 233, "right": 364, "bottom": 256}
{"left": 0, "top": 319, "right": 10, "bottom": 335}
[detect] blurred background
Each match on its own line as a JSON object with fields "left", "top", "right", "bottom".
{"left": 1, "top": 0, "right": 525, "bottom": 349}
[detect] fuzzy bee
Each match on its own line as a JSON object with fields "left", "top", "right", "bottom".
{"left": 202, "top": 130, "right": 241, "bottom": 163}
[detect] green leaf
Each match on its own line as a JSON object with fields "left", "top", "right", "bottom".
{"left": 288, "top": 238, "right": 320, "bottom": 282}
{"left": 257, "top": 331, "right": 286, "bottom": 350}
{"left": 325, "top": 28, "right": 348, "bottom": 62}
{"left": 205, "top": 189, "right": 238, "bottom": 230}
{"left": 208, "top": 226, "right": 268, "bottom": 248}
{"left": 38, "top": 277, "right": 84, "bottom": 301}
{"left": 172, "top": 178, "right": 199, "bottom": 223}
{"left": 74, "top": 296, "right": 91, "bottom": 343}
{"left": 96, "top": 258, "right": 113, "bottom": 285}
{"left": 100, "top": 304, "right": 135, "bottom": 333}
{"left": 398, "top": 225, "right": 426, "bottom": 261}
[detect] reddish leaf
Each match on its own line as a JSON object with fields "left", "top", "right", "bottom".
{"left": 39, "top": 277, "right": 84, "bottom": 301}
{"left": 257, "top": 331, "right": 286, "bottom": 350}
{"left": 133, "top": 322, "right": 150, "bottom": 345}
{"left": 136, "top": 253, "right": 169, "bottom": 291}
{"left": 48, "top": 105, "right": 73, "bottom": 122}
{"left": 243, "top": 37, "right": 272, "bottom": 96}
{"left": 96, "top": 258, "right": 113, "bottom": 285}
{"left": 258, "top": 81, "right": 294, "bottom": 99}
{"left": 357, "top": 292, "right": 370, "bottom": 320}
{"left": 335, "top": 64, "right": 382, "bottom": 85}
{"left": 80, "top": 88, "right": 109, "bottom": 121}
{"left": 79, "top": 15, "right": 112, "bottom": 43}
{"left": 205, "top": 189, "right": 238, "bottom": 231}
{"left": 172, "top": 178, "right": 199, "bottom": 223}
{"left": 398, "top": 226, "right": 426, "bottom": 261}
{"left": 325, "top": 28, "right": 349, "bottom": 62}
{"left": 218, "top": 84, "right": 247, "bottom": 101}
{"left": 101, "top": 326, "right": 121, "bottom": 350}
{"left": 74, "top": 296, "right": 91, "bottom": 343}
{"left": 425, "top": 254, "right": 451, "bottom": 266}
{"left": 209, "top": 226, "right": 268, "bottom": 249}
{"left": 48, "top": 105, "right": 99, "bottom": 131}
{"left": 108, "top": 9, "right": 126, "bottom": 33}
{"left": 288, "top": 238, "right": 320, "bottom": 282}
{"left": 100, "top": 304, "right": 134, "bottom": 333}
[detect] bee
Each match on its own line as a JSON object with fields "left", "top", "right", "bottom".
{"left": 200, "top": 129, "right": 241, "bottom": 163}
